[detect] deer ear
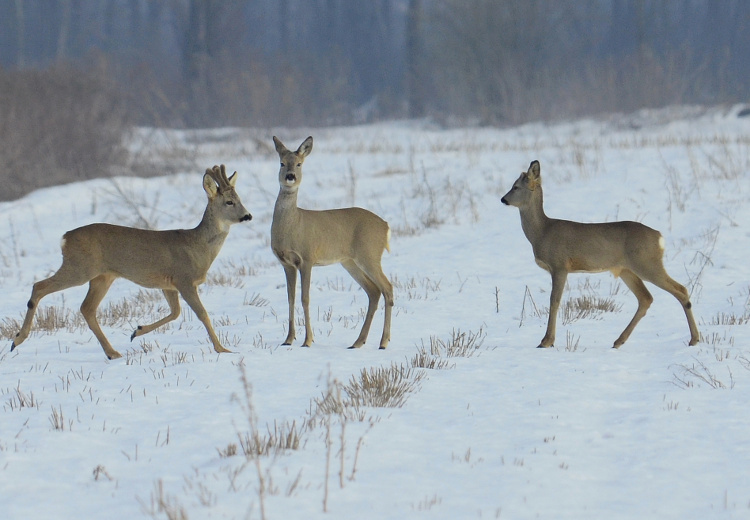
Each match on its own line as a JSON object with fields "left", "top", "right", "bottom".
{"left": 525, "top": 160, "right": 541, "bottom": 190}
{"left": 227, "top": 171, "right": 238, "bottom": 187}
{"left": 203, "top": 173, "right": 218, "bottom": 198}
{"left": 273, "top": 136, "right": 287, "bottom": 155}
{"left": 527, "top": 160, "right": 541, "bottom": 179}
{"left": 296, "top": 136, "right": 313, "bottom": 158}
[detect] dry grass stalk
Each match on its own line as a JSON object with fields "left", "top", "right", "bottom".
{"left": 561, "top": 294, "right": 623, "bottom": 324}
{"left": 424, "top": 328, "right": 485, "bottom": 358}
{"left": 238, "top": 420, "right": 304, "bottom": 458}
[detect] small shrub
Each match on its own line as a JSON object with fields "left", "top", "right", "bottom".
{"left": 0, "top": 66, "right": 128, "bottom": 201}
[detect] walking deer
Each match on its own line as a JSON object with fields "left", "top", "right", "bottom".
{"left": 10, "top": 165, "right": 252, "bottom": 359}
{"left": 501, "top": 160, "right": 699, "bottom": 349}
{"left": 271, "top": 136, "right": 393, "bottom": 349}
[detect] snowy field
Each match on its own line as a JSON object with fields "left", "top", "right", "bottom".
{"left": 1, "top": 106, "right": 749, "bottom": 519}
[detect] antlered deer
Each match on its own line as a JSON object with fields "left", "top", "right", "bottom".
{"left": 271, "top": 136, "right": 393, "bottom": 349}
{"left": 11, "top": 165, "right": 252, "bottom": 359}
{"left": 502, "top": 160, "right": 699, "bottom": 349}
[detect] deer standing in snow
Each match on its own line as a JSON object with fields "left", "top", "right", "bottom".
{"left": 11, "top": 165, "right": 252, "bottom": 359}
{"left": 501, "top": 160, "right": 699, "bottom": 349}
{"left": 271, "top": 136, "right": 393, "bottom": 349}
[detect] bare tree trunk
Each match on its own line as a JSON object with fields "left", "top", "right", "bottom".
{"left": 56, "top": 0, "right": 71, "bottom": 63}
{"left": 406, "top": 0, "right": 424, "bottom": 118}
{"left": 14, "top": 0, "right": 25, "bottom": 67}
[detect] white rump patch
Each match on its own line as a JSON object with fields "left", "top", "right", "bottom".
{"left": 60, "top": 237, "right": 67, "bottom": 249}
{"left": 658, "top": 235, "right": 665, "bottom": 251}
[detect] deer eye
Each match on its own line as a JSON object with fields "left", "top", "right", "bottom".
{"left": 280, "top": 162, "right": 285, "bottom": 167}
{"left": 296, "top": 163, "right": 301, "bottom": 167}
{"left": 225, "top": 200, "right": 235, "bottom": 206}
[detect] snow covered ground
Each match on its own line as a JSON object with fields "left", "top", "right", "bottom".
{"left": 1, "top": 106, "right": 749, "bottom": 519}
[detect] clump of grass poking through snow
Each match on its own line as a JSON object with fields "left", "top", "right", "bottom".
{"left": 309, "top": 363, "right": 426, "bottom": 427}
{"left": 423, "top": 328, "right": 485, "bottom": 358}
{"left": 345, "top": 364, "right": 426, "bottom": 409}
{"left": 237, "top": 420, "right": 304, "bottom": 458}
{"left": 409, "top": 347, "right": 455, "bottom": 370}
{"left": 561, "top": 294, "right": 623, "bottom": 324}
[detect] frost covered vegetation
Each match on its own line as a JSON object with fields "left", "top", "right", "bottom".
{"left": 1, "top": 106, "right": 750, "bottom": 518}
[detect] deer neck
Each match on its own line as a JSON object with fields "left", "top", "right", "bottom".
{"left": 194, "top": 205, "right": 231, "bottom": 257}
{"left": 518, "top": 187, "right": 551, "bottom": 244}
{"left": 272, "top": 188, "right": 305, "bottom": 256}
{"left": 273, "top": 188, "right": 302, "bottom": 223}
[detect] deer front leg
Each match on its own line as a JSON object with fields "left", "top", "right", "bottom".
{"left": 178, "top": 284, "right": 230, "bottom": 354}
{"left": 282, "top": 265, "right": 297, "bottom": 345}
{"left": 539, "top": 270, "right": 567, "bottom": 348}
{"left": 299, "top": 264, "right": 314, "bottom": 347}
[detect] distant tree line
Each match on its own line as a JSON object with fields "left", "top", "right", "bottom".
{"left": 1, "top": 0, "right": 748, "bottom": 128}
{"left": 0, "top": 0, "right": 749, "bottom": 200}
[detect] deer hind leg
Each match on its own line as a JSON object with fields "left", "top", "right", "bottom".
{"left": 539, "top": 270, "right": 567, "bottom": 348}
{"left": 282, "top": 265, "right": 297, "bottom": 345}
{"left": 342, "top": 260, "right": 381, "bottom": 349}
{"left": 131, "top": 289, "right": 181, "bottom": 341}
{"left": 177, "top": 284, "right": 230, "bottom": 354}
{"left": 80, "top": 274, "right": 121, "bottom": 359}
{"left": 355, "top": 257, "right": 394, "bottom": 350}
{"left": 614, "top": 270, "right": 653, "bottom": 349}
{"left": 637, "top": 264, "right": 700, "bottom": 346}
{"left": 12, "top": 263, "right": 94, "bottom": 351}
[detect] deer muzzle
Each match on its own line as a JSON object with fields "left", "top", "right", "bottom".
{"left": 240, "top": 214, "right": 252, "bottom": 222}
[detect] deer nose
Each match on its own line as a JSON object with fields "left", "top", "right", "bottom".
{"left": 285, "top": 174, "right": 296, "bottom": 182}
{"left": 240, "top": 214, "right": 252, "bottom": 222}
{"left": 501, "top": 197, "right": 509, "bottom": 205}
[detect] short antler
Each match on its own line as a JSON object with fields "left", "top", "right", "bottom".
{"left": 206, "top": 164, "right": 235, "bottom": 191}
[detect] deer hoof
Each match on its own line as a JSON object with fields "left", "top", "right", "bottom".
{"left": 107, "top": 350, "right": 123, "bottom": 360}
{"left": 131, "top": 326, "right": 142, "bottom": 341}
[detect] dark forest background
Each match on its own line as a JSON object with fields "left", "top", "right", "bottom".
{"left": 1, "top": 0, "right": 749, "bottom": 199}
